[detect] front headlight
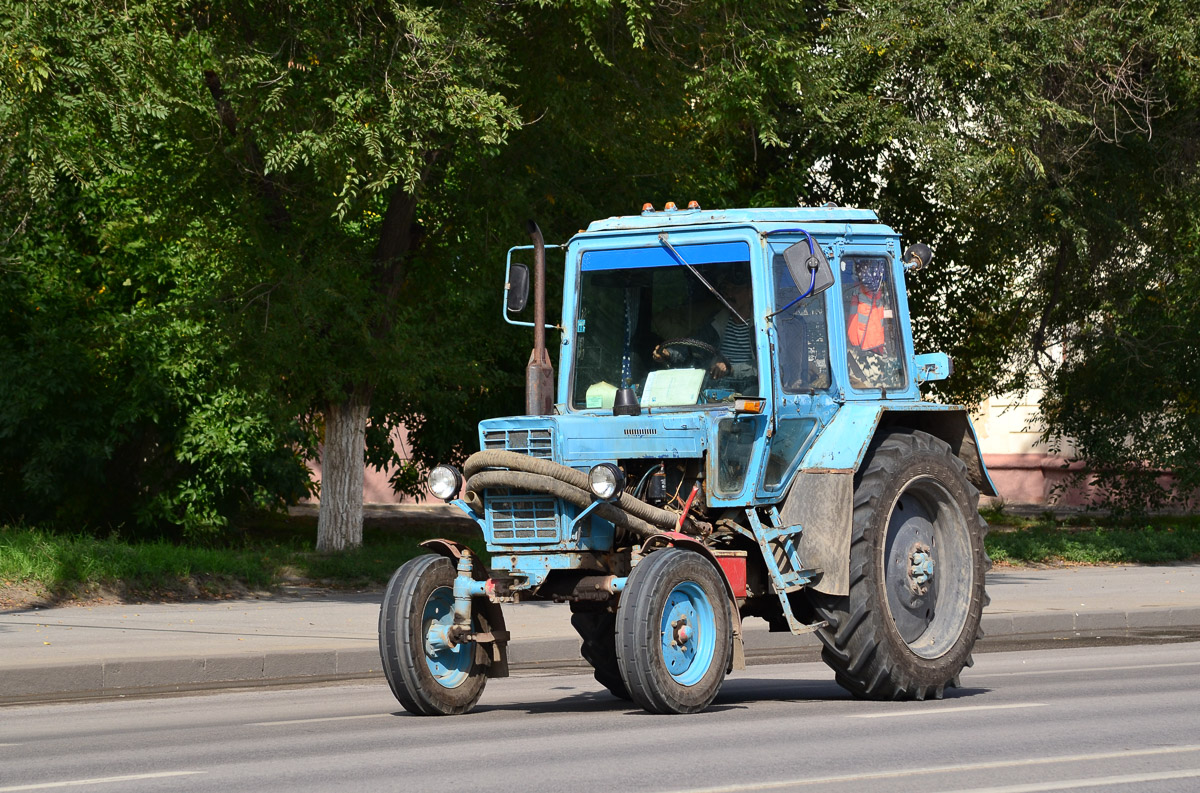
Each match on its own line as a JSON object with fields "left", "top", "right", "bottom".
{"left": 588, "top": 463, "right": 625, "bottom": 501}
{"left": 427, "top": 465, "right": 463, "bottom": 502}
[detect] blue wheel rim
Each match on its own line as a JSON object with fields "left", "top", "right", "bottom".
{"left": 422, "top": 585, "right": 472, "bottom": 688}
{"left": 660, "top": 581, "right": 716, "bottom": 686}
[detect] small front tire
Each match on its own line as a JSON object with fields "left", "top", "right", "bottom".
{"left": 616, "top": 549, "right": 732, "bottom": 714}
{"left": 378, "top": 554, "right": 487, "bottom": 716}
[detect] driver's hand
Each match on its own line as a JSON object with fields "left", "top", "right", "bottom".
{"left": 708, "top": 360, "right": 730, "bottom": 379}
{"left": 652, "top": 344, "right": 669, "bottom": 364}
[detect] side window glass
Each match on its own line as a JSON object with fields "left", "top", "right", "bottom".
{"left": 771, "top": 246, "right": 830, "bottom": 392}
{"left": 714, "top": 418, "right": 756, "bottom": 496}
{"left": 842, "top": 255, "right": 906, "bottom": 390}
{"left": 763, "top": 417, "right": 817, "bottom": 490}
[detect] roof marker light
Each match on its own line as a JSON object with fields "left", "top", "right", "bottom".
{"left": 687, "top": 200, "right": 701, "bottom": 210}
{"left": 641, "top": 202, "right": 655, "bottom": 213}
{"left": 664, "top": 201, "right": 678, "bottom": 212}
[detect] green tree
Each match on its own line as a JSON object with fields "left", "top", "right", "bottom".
{"left": 1, "top": 0, "right": 520, "bottom": 546}
{"left": 663, "top": 0, "right": 1200, "bottom": 506}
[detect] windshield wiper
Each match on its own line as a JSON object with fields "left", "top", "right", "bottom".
{"left": 657, "top": 233, "right": 749, "bottom": 326}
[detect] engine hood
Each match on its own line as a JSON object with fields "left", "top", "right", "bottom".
{"left": 478, "top": 411, "right": 723, "bottom": 468}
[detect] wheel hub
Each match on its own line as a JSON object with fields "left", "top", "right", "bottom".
{"left": 422, "top": 586, "right": 471, "bottom": 689}
{"left": 884, "top": 497, "right": 940, "bottom": 644}
{"left": 908, "top": 543, "right": 934, "bottom": 594}
{"left": 672, "top": 617, "right": 693, "bottom": 648}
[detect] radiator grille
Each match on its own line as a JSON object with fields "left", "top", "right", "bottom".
{"left": 487, "top": 489, "right": 561, "bottom": 543}
{"left": 482, "top": 428, "right": 554, "bottom": 458}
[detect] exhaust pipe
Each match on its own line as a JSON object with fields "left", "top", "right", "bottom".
{"left": 525, "top": 220, "right": 554, "bottom": 415}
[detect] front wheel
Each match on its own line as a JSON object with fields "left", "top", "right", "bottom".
{"left": 810, "top": 429, "right": 990, "bottom": 700}
{"left": 616, "top": 549, "right": 732, "bottom": 714}
{"left": 378, "top": 554, "right": 487, "bottom": 716}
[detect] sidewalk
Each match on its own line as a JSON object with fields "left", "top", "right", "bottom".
{"left": 2, "top": 564, "right": 1198, "bottom": 705}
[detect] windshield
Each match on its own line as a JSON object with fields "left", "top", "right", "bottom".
{"left": 571, "top": 241, "right": 758, "bottom": 410}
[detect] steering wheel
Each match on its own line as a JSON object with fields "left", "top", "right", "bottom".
{"left": 657, "top": 338, "right": 718, "bottom": 361}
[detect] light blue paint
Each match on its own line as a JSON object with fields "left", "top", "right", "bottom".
{"left": 911, "top": 550, "right": 934, "bottom": 585}
{"left": 584, "top": 206, "right": 881, "bottom": 233}
{"left": 661, "top": 580, "right": 718, "bottom": 686}
{"left": 914, "top": 352, "right": 953, "bottom": 383}
{"left": 452, "top": 555, "right": 488, "bottom": 633}
{"left": 799, "top": 402, "right": 885, "bottom": 470}
{"left": 421, "top": 586, "right": 471, "bottom": 688}
{"left": 466, "top": 207, "right": 997, "bottom": 587}
{"left": 745, "top": 507, "right": 817, "bottom": 634}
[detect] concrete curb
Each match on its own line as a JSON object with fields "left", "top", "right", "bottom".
{"left": 5, "top": 606, "right": 1198, "bottom": 706}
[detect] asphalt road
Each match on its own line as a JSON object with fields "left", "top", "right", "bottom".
{"left": 3, "top": 642, "right": 1199, "bottom": 793}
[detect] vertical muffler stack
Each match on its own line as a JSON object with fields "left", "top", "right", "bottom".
{"left": 525, "top": 220, "right": 554, "bottom": 415}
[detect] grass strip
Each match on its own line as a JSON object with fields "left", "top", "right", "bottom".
{"left": 0, "top": 523, "right": 487, "bottom": 602}
{"left": 983, "top": 510, "right": 1200, "bottom": 566}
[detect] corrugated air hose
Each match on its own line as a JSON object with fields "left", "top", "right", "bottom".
{"left": 462, "top": 450, "right": 687, "bottom": 533}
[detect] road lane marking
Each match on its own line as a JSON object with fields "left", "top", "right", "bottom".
{"left": 847, "top": 703, "right": 1047, "bottom": 718}
{"left": 657, "top": 744, "right": 1200, "bottom": 793}
{"left": 0, "top": 744, "right": 22, "bottom": 747}
{"left": 936, "top": 768, "right": 1200, "bottom": 792}
{"left": 969, "top": 660, "right": 1200, "bottom": 679}
{"left": 0, "top": 772, "right": 204, "bottom": 792}
{"left": 249, "top": 713, "right": 391, "bottom": 726}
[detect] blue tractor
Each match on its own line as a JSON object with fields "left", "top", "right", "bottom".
{"left": 378, "top": 204, "right": 996, "bottom": 715}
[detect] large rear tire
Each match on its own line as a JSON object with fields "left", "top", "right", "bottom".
{"left": 378, "top": 554, "right": 487, "bottom": 716}
{"left": 810, "top": 429, "right": 990, "bottom": 700}
{"left": 616, "top": 549, "right": 732, "bottom": 714}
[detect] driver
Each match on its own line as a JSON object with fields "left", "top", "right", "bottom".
{"left": 651, "top": 271, "right": 756, "bottom": 389}
{"left": 844, "top": 259, "right": 901, "bottom": 389}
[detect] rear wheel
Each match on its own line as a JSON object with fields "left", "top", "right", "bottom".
{"left": 570, "top": 604, "right": 630, "bottom": 700}
{"left": 616, "top": 549, "right": 732, "bottom": 714}
{"left": 378, "top": 554, "right": 487, "bottom": 716}
{"left": 810, "top": 430, "right": 990, "bottom": 700}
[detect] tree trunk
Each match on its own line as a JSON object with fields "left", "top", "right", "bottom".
{"left": 317, "top": 395, "right": 370, "bottom": 552}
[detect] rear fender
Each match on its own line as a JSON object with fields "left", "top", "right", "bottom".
{"left": 878, "top": 409, "right": 997, "bottom": 497}
{"left": 639, "top": 533, "right": 746, "bottom": 671}
{"left": 418, "top": 539, "right": 510, "bottom": 678}
{"left": 779, "top": 406, "right": 995, "bottom": 598}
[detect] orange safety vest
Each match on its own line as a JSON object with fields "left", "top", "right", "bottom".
{"left": 847, "top": 291, "right": 886, "bottom": 351}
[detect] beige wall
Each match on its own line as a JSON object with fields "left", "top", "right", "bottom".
{"left": 304, "top": 423, "right": 423, "bottom": 506}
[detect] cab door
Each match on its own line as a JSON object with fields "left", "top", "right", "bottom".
{"left": 754, "top": 237, "right": 838, "bottom": 501}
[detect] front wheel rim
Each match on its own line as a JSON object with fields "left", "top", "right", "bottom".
{"left": 882, "top": 476, "right": 975, "bottom": 659}
{"left": 660, "top": 581, "right": 717, "bottom": 686}
{"left": 422, "top": 585, "right": 472, "bottom": 688}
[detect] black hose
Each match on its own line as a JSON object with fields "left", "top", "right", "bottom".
{"left": 463, "top": 450, "right": 687, "bottom": 531}
{"left": 464, "top": 470, "right": 663, "bottom": 539}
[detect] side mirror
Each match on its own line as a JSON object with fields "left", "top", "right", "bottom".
{"left": 782, "top": 241, "right": 835, "bottom": 297}
{"left": 507, "top": 263, "right": 530, "bottom": 313}
{"left": 902, "top": 243, "right": 933, "bottom": 272}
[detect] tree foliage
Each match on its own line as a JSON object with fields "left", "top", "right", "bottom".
{"left": 3, "top": 0, "right": 1198, "bottom": 538}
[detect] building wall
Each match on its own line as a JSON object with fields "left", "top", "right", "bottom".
{"left": 973, "top": 389, "right": 1079, "bottom": 506}
{"left": 303, "top": 424, "right": 423, "bottom": 506}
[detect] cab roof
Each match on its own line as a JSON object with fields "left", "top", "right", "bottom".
{"left": 583, "top": 205, "right": 883, "bottom": 234}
